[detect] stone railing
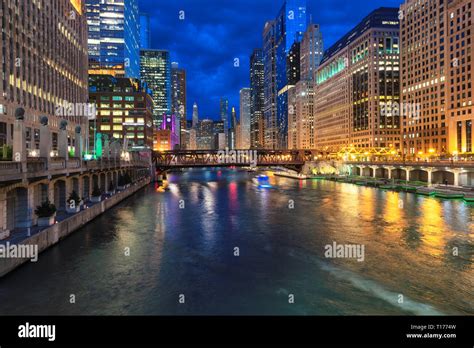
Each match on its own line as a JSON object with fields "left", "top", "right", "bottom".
{"left": 0, "top": 161, "right": 21, "bottom": 175}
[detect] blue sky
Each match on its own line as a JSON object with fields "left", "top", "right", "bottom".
{"left": 138, "top": 0, "right": 403, "bottom": 121}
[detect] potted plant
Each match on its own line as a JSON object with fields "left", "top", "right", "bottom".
{"left": 35, "top": 200, "right": 57, "bottom": 227}
{"left": 90, "top": 184, "right": 102, "bottom": 203}
{"left": 117, "top": 175, "right": 126, "bottom": 190}
{"left": 66, "top": 190, "right": 82, "bottom": 214}
{"left": 107, "top": 181, "right": 116, "bottom": 195}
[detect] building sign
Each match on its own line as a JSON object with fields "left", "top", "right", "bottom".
{"left": 70, "top": 0, "right": 82, "bottom": 15}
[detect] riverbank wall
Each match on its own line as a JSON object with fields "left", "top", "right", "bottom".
{"left": 0, "top": 178, "right": 151, "bottom": 278}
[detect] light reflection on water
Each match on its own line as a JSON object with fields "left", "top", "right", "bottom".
{"left": 0, "top": 168, "right": 472, "bottom": 315}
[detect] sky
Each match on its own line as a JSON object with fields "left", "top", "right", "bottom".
{"left": 138, "top": 0, "right": 403, "bottom": 121}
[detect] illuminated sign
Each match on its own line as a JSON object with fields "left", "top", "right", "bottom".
{"left": 70, "top": 0, "right": 82, "bottom": 15}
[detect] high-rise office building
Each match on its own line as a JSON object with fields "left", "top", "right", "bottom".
{"left": 250, "top": 49, "right": 265, "bottom": 148}
{"left": 197, "top": 119, "right": 215, "bottom": 150}
{"left": 89, "top": 75, "right": 154, "bottom": 150}
{"left": 171, "top": 63, "right": 187, "bottom": 146}
{"left": 0, "top": 0, "right": 89, "bottom": 150}
{"left": 400, "top": 0, "right": 473, "bottom": 156}
{"left": 228, "top": 107, "right": 238, "bottom": 149}
{"left": 86, "top": 0, "right": 140, "bottom": 78}
{"left": 220, "top": 98, "right": 229, "bottom": 142}
{"left": 263, "top": 20, "right": 278, "bottom": 149}
{"left": 192, "top": 102, "right": 199, "bottom": 128}
{"left": 140, "top": 13, "right": 151, "bottom": 49}
{"left": 300, "top": 24, "right": 324, "bottom": 81}
{"left": 295, "top": 80, "right": 315, "bottom": 149}
{"left": 315, "top": 7, "right": 401, "bottom": 152}
{"left": 240, "top": 88, "right": 252, "bottom": 149}
{"left": 264, "top": 0, "right": 308, "bottom": 149}
{"left": 140, "top": 49, "right": 171, "bottom": 129}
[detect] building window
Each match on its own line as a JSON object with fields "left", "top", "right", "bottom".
{"left": 466, "top": 121, "right": 472, "bottom": 153}
{"left": 457, "top": 121, "right": 462, "bottom": 152}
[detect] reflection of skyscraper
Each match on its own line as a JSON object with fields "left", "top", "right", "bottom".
{"left": 192, "top": 102, "right": 199, "bottom": 128}
{"left": 140, "top": 49, "right": 171, "bottom": 129}
{"left": 86, "top": 0, "right": 140, "bottom": 78}
{"left": 139, "top": 13, "right": 151, "bottom": 49}
{"left": 240, "top": 88, "right": 251, "bottom": 149}
{"left": 250, "top": 49, "right": 265, "bottom": 149}
{"left": 171, "top": 62, "right": 187, "bottom": 146}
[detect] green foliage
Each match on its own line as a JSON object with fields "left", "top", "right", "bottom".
{"left": 68, "top": 190, "right": 81, "bottom": 205}
{"left": 35, "top": 200, "right": 57, "bottom": 218}
{"left": 92, "top": 184, "right": 102, "bottom": 197}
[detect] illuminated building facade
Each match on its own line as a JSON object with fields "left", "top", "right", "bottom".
{"left": 240, "top": 88, "right": 251, "bottom": 149}
{"left": 300, "top": 23, "right": 324, "bottom": 81}
{"left": 86, "top": 0, "right": 140, "bottom": 78}
{"left": 315, "top": 7, "right": 401, "bottom": 152}
{"left": 0, "top": 0, "right": 89, "bottom": 150}
{"left": 89, "top": 75, "right": 154, "bottom": 149}
{"left": 401, "top": 0, "right": 473, "bottom": 156}
{"left": 140, "top": 49, "right": 171, "bottom": 129}
{"left": 155, "top": 114, "right": 179, "bottom": 151}
{"left": 250, "top": 49, "right": 265, "bottom": 148}
{"left": 171, "top": 63, "right": 187, "bottom": 147}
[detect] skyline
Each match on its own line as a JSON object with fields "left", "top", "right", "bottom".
{"left": 138, "top": 0, "right": 402, "bottom": 120}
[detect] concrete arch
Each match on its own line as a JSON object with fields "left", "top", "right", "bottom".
{"left": 458, "top": 172, "right": 474, "bottom": 187}
{"left": 375, "top": 167, "right": 389, "bottom": 179}
{"left": 6, "top": 187, "right": 29, "bottom": 230}
{"left": 71, "top": 177, "right": 80, "bottom": 194}
{"left": 361, "top": 167, "right": 373, "bottom": 177}
{"left": 391, "top": 168, "right": 407, "bottom": 180}
{"left": 99, "top": 173, "right": 106, "bottom": 192}
{"left": 409, "top": 169, "right": 429, "bottom": 183}
{"left": 432, "top": 170, "right": 454, "bottom": 185}
{"left": 82, "top": 176, "right": 91, "bottom": 199}
{"left": 92, "top": 174, "right": 99, "bottom": 190}
{"left": 54, "top": 180, "right": 67, "bottom": 212}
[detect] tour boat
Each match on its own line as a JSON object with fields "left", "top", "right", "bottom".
{"left": 252, "top": 175, "right": 272, "bottom": 188}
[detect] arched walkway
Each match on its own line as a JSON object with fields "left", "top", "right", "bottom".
{"left": 54, "top": 180, "right": 67, "bottom": 212}
{"left": 409, "top": 169, "right": 428, "bottom": 183}
{"left": 6, "top": 187, "right": 29, "bottom": 230}
{"left": 432, "top": 171, "right": 454, "bottom": 185}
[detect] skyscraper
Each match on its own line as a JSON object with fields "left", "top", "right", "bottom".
{"left": 263, "top": 20, "right": 277, "bottom": 149}
{"left": 86, "top": 0, "right": 140, "bottom": 78}
{"left": 171, "top": 63, "right": 187, "bottom": 146}
{"left": 192, "top": 102, "right": 199, "bottom": 128}
{"left": 264, "top": 0, "right": 308, "bottom": 149}
{"left": 240, "top": 88, "right": 252, "bottom": 149}
{"left": 300, "top": 24, "right": 324, "bottom": 81}
{"left": 250, "top": 49, "right": 265, "bottom": 149}
{"left": 315, "top": 7, "right": 401, "bottom": 152}
{"left": 140, "top": 13, "right": 151, "bottom": 49}
{"left": 0, "top": 0, "right": 89, "bottom": 149}
{"left": 140, "top": 49, "right": 172, "bottom": 129}
{"left": 228, "top": 107, "right": 238, "bottom": 149}
{"left": 400, "top": 0, "right": 473, "bottom": 156}
{"left": 220, "top": 98, "right": 229, "bottom": 141}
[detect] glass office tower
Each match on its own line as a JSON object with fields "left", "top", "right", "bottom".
{"left": 140, "top": 50, "right": 172, "bottom": 129}
{"left": 86, "top": 0, "right": 140, "bottom": 78}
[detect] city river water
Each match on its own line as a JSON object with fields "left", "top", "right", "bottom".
{"left": 0, "top": 168, "right": 472, "bottom": 315}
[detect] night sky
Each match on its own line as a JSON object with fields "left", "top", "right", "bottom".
{"left": 138, "top": 0, "right": 402, "bottom": 121}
